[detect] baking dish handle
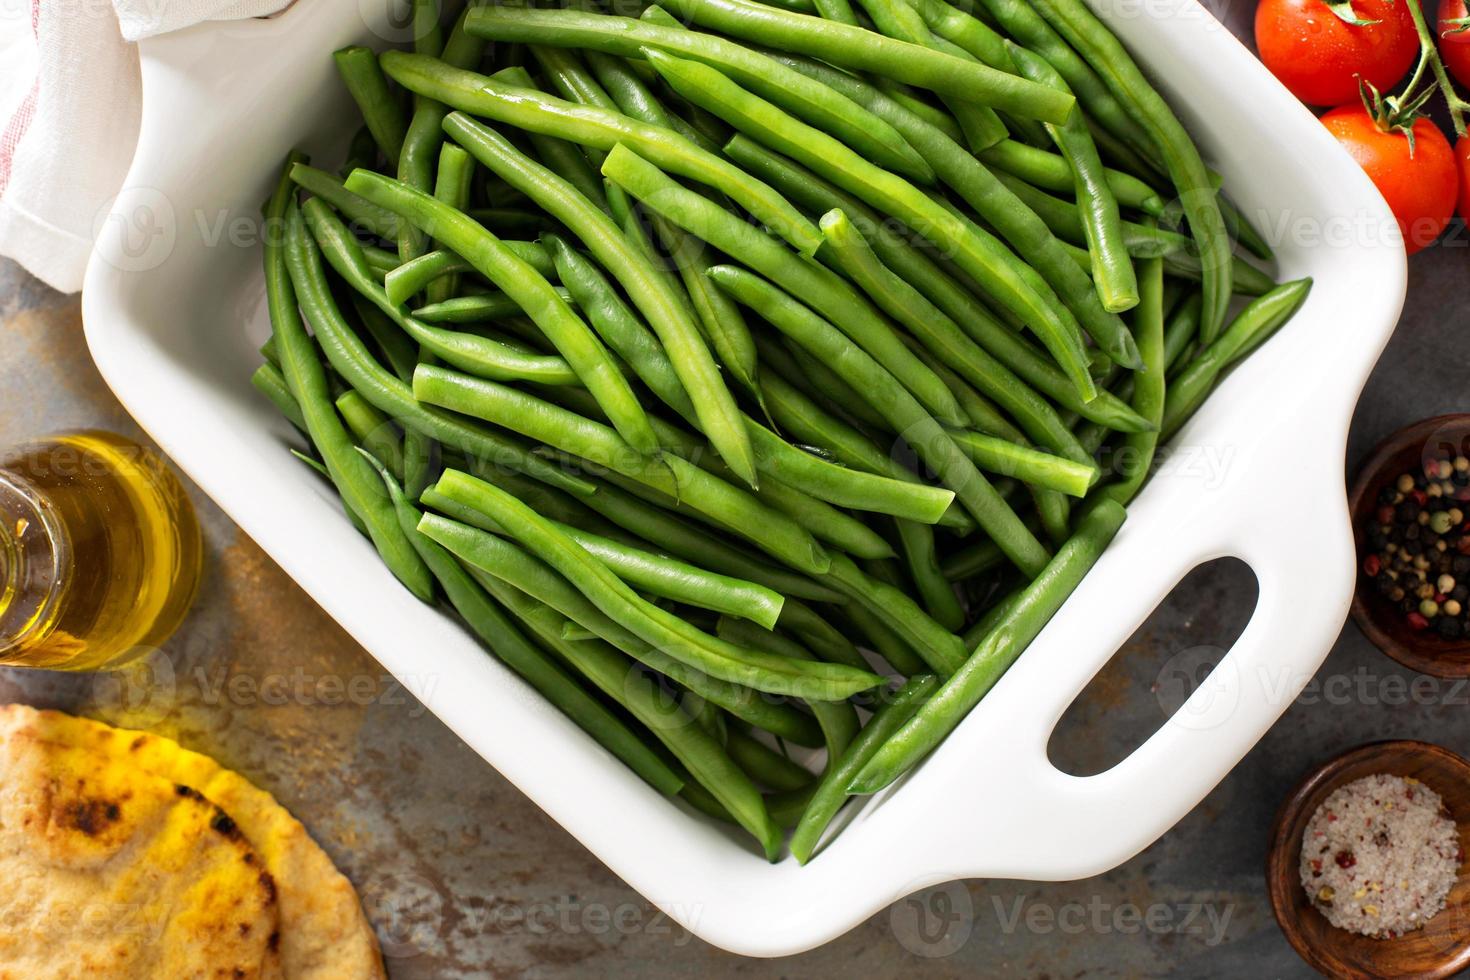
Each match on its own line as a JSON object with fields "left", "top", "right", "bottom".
{"left": 894, "top": 439, "right": 1357, "bottom": 882}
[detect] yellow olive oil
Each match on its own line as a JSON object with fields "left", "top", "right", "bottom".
{"left": 0, "top": 432, "right": 202, "bottom": 670}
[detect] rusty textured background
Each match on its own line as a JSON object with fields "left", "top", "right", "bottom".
{"left": 3, "top": 6, "right": 1469, "bottom": 976}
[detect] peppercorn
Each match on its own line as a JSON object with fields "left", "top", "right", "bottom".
{"left": 1398, "top": 473, "right": 1417, "bottom": 493}
{"left": 1422, "top": 599, "right": 1441, "bottom": 617}
{"left": 1438, "top": 617, "right": 1463, "bottom": 638}
{"left": 1438, "top": 574, "right": 1456, "bottom": 593}
{"left": 1453, "top": 585, "right": 1469, "bottom": 602}
{"left": 1399, "top": 501, "right": 1421, "bottom": 523}
{"left": 1446, "top": 599, "right": 1463, "bottom": 616}
{"left": 1409, "top": 612, "right": 1431, "bottom": 630}
{"left": 1431, "top": 512, "right": 1455, "bottom": 534}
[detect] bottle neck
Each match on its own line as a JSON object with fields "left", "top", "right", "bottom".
{"left": 0, "top": 469, "right": 64, "bottom": 658}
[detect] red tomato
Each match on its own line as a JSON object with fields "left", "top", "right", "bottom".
{"left": 1255, "top": 0, "right": 1418, "bottom": 107}
{"left": 1456, "top": 135, "right": 1470, "bottom": 220}
{"left": 1322, "top": 105, "right": 1458, "bottom": 254}
{"left": 1439, "top": 0, "right": 1470, "bottom": 89}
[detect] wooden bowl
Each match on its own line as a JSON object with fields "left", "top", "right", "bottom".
{"left": 1348, "top": 414, "right": 1470, "bottom": 678}
{"left": 1268, "top": 741, "right": 1470, "bottom": 979}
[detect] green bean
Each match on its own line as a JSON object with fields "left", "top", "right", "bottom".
{"left": 455, "top": 553, "right": 783, "bottom": 857}
{"left": 758, "top": 371, "right": 972, "bottom": 534}
{"left": 940, "top": 537, "right": 1002, "bottom": 581}
{"left": 291, "top": 234, "right": 594, "bottom": 498}
{"left": 543, "top": 233, "right": 694, "bottom": 412}
{"left": 1163, "top": 293, "right": 1202, "bottom": 373}
{"left": 790, "top": 673, "right": 937, "bottom": 862}
{"left": 360, "top": 243, "right": 400, "bottom": 277}
{"left": 722, "top": 136, "right": 1152, "bottom": 433}
{"left": 1161, "top": 249, "right": 1277, "bottom": 297}
{"left": 763, "top": 335, "right": 894, "bottom": 432}
{"left": 412, "top": 363, "right": 834, "bottom": 575}
{"left": 395, "top": 1, "right": 486, "bottom": 260}
{"left": 334, "top": 46, "right": 408, "bottom": 163}
{"left": 463, "top": 5, "right": 933, "bottom": 181}
{"left": 384, "top": 250, "right": 473, "bottom": 304}
{"left": 531, "top": 44, "right": 620, "bottom": 112}
{"left": 427, "top": 143, "right": 476, "bottom": 303}
{"left": 440, "top": 113, "right": 760, "bottom": 486}
{"left": 369, "top": 456, "right": 685, "bottom": 794}
{"left": 1008, "top": 43, "right": 1137, "bottom": 314}
{"left": 344, "top": 169, "right": 660, "bottom": 455}
{"left": 342, "top": 124, "right": 379, "bottom": 175}
{"left": 904, "top": 0, "right": 1011, "bottom": 69}
{"left": 817, "top": 208, "right": 1089, "bottom": 465}
{"left": 717, "top": 618, "right": 861, "bottom": 757}
{"left": 900, "top": 338, "right": 1022, "bottom": 443}
{"left": 289, "top": 163, "right": 401, "bottom": 239}
{"left": 303, "top": 199, "right": 582, "bottom": 387}
{"left": 895, "top": 520, "right": 964, "bottom": 631}
{"left": 655, "top": 0, "right": 1075, "bottom": 120}
{"left": 451, "top": 528, "right": 809, "bottom": 744}
{"left": 961, "top": 0, "right": 1158, "bottom": 167}
{"left": 429, "top": 471, "right": 787, "bottom": 628}
{"left": 844, "top": 602, "right": 926, "bottom": 675}
{"left": 993, "top": 171, "right": 1189, "bottom": 258}
{"left": 410, "top": 290, "right": 560, "bottom": 324}
{"left": 347, "top": 293, "right": 419, "bottom": 384}
{"left": 1038, "top": 486, "right": 1073, "bottom": 545}
{"left": 813, "top": 0, "right": 861, "bottom": 22}
{"left": 580, "top": 39, "right": 718, "bottom": 150}
{"left": 950, "top": 431, "right": 1099, "bottom": 498}
{"left": 251, "top": 362, "right": 307, "bottom": 432}
{"left": 383, "top": 52, "right": 820, "bottom": 254}
{"left": 435, "top": 460, "right": 632, "bottom": 542}
{"left": 758, "top": 49, "right": 1128, "bottom": 373}
{"left": 337, "top": 390, "right": 406, "bottom": 481}
{"left": 723, "top": 728, "right": 816, "bottom": 792}
{"left": 699, "top": 257, "right": 1050, "bottom": 578}
{"left": 977, "top": 140, "right": 1163, "bottom": 215}
{"left": 853, "top": 0, "right": 1007, "bottom": 151}
{"left": 777, "top": 600, "right": 867, "bottom": 669}
{"left": 425, "top": 473, "right": 881, "bottom": 700}
{"left": 274, "top": 187, "right": 434, "bottom": 601}
{"left": 1100, "top": 250, "right": 1164, "bottom": 506}
{"left": 1027, "top": 0, "right": 1232, "bottom": 341}
{"left": 824, "top": 553, "right": 966, "bottom": 674}
{"left": 647, "top": 213, "right": 762, "bottom": 400}
{"left": 850, "top": 499, "right": 1127, "bottom": 794}
{"left": 1161, "top": 278, "right": 1312, "bottom": 439}
{"left": 646, "top": 50, "right": 1104, "bottom": 396}
{"left": 876, "top": 80, "right": 965, "bottom": 143}
{"left": 605, "top": 411, "right": 900, "bottom": 559}
{"left": 574, "top": 476, "right": 846, "bottom": 603}
{"left": 603, "top": 151, "right": 968, "bottom": 428}
{"left": 747, "top": 423, "right": 956, "bottom": 524}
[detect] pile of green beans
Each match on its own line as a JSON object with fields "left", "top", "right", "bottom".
{"left": 255, "top": 0, "right": 1307, "bottom": 863}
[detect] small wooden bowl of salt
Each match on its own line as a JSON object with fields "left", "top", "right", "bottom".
{"left": 1268, "top": 741, "right": 1470, "bottom": 979}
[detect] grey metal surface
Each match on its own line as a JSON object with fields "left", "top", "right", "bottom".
{"left": 1, "top": 13, "right": 1465, "bottom": 975}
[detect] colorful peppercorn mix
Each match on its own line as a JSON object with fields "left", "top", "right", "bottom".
{"left": 1360, "top": 454, "right": 1470, "bottom": 638}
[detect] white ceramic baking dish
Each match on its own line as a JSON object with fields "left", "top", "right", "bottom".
{"left": 81, "top": 0, "right": 1405, "bottom": 957}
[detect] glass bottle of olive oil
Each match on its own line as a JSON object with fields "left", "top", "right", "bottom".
{"left": 0, "top": 432, "right": 202, "bottom": 670}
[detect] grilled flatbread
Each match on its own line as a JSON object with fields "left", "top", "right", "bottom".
{"left": 0, "top": 706, "right": 384, "bottom": 979}
{"left": 0, "top": 721, "right": 283, "bottom": 978}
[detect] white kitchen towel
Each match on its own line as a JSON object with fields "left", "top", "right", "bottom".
{"left": 0, "top": 0, "right": 288, "bottom": 293}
